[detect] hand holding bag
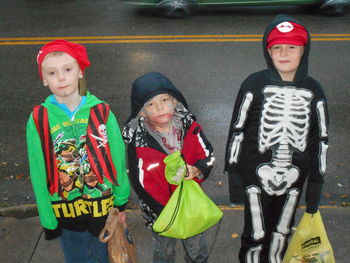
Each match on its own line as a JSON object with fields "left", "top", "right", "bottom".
{"left": 99, "top": 208, "right": 138, "bottom": 263}
{"left": 282, "top": 210, "right": 335, "bottom": 263}
{"left": 152, "top": 151, "right": 223, "bottom": 239}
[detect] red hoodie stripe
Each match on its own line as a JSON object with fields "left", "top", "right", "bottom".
{"left": 86, "top": 104, "right": 118, "bottom": 185}
{"left": 33, "top": 105, "right": 58, "bottom": 194}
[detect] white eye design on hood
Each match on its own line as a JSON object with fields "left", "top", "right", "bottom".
{"left": 276, "top": 22, "right": 294, "bottom": 33}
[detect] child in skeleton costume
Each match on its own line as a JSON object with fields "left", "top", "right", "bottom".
{"left": 224, "top": 15, "right": 329, "bottom": 263}
{"left": 26, "top": 40, "right": 130, "bottom": 262}
{"left": 123, "top": 72, "right": 215, "bottom": 263}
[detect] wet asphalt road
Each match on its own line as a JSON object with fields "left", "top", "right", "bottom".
{"left": 0, "top": 0, "right": 349, "bottom": 208}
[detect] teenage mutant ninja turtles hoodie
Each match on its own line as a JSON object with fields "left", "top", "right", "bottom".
{"left": 26, "top": 92, "right": 130, "bottom": 239}
{"left": 224, "top": 14, "right": 329, "bottom": 213}
{"left": 122, "top": 72, "right": 215, "bottom": 227}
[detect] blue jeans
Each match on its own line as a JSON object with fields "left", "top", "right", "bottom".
{"left": 60, "top": 229, "right": 109, "bottom": 263}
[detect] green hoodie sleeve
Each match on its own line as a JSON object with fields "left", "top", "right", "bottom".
{"left": 106, "top": 111, "right": 130, "bottom": 209}
{"left": 26, "top": 114, "right": 58, "bottom": 230}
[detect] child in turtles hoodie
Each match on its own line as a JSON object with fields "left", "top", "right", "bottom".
{"left": 224, "top": 15, "right": 329, "bottom": 262}
{"left": 123, "top": 72, "right": 215, "bottom": 263}
{"left": 26, "top": 40, "right": 130, "bottom": 261}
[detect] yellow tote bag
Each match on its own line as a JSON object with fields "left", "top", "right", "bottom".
{"left": 283, "top": 211, "right": 335, "bottom": 263}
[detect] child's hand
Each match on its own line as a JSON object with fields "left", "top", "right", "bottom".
{"left": 184, "top": 164, "right": 201, "bottom": 180}
{"left": 119, "top": 211, "right": 127, "bottom": 223}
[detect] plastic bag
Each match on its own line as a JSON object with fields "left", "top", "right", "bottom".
{"left": 282, "top": 211, "right": 335, "bottom": 263}
{"left": 152, "top": 151, "right": 223, "bottom": 239}
{"left": 99, "top": 208, "right": 138, "bottom": 263}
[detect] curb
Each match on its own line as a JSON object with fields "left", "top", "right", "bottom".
{"left": 0, "top": 204, "right": 38, "bottom": 218}
{"left": 0, "top": 203, "right": 345, "bottom": 219}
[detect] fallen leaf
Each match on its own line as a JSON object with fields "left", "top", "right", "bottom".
{"left": 323, "top": 192, "right": 330, "bottom": 198}
{"left": 4, "top": 176, "right": 11, "bottom": 180}
{"left": 341, "top": 202, "right": 350, "bottom": 207}
{"left": 328, "top": 201, "right": 337, "bottom": 205}
{"left": 217, "top": 181, "right": 223, "bottom": 187}
{"left": 16, "top": 173, "right": 25, "bottom": 180}
{"left": 231, "top": 233, "right": 239, "bottom": 239}
{"left": 340, "top": 195, "right": 348, "bottom": 199}
{"left": 14, "top": 163, "right": 19, "bottom": 167}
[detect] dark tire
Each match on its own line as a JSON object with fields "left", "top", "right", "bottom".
{"left": 157, "top": 0, "right": 193, "bottom": 18}
{"left": 319, "top": 0, "right": 347, "bottom": 15}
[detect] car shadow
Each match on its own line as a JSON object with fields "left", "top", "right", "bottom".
{"left": 195, "top": 5, "right": 318, "bottom": 16}
{"left": 132, "top": 3, "right": 348, "bottom": 18}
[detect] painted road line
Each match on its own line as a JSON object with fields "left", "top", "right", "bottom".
{"left": 0, "top": 39, "right": 261, "bottom": 45}
{"left": 1, "top": 34, "right": 350, "bottom": 45}
{"left": 218, "top": 205, "right": 346, "bottom": 211}
{"left": 0, "top": 34, "right": 263, "bottom": 40}
{"left": 1, "top": 33, "right": 349, "bottom": 40}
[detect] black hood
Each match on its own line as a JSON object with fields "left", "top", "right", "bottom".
{"left": 126, "top": 72, "right": 188, "bottom": 122}
{"left": 262, "top": 14, "right": 311, "bottom": 83}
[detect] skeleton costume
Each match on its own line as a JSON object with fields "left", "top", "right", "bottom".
{"left": 123, "top": 72, "right": 214, "bottom": 262}
{"left": 224, "top": 15, "right": 329, "bottom": 263}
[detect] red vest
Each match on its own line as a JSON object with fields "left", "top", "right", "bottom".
{"left": 32, "top": 103, "right": 118, "bottom": 195}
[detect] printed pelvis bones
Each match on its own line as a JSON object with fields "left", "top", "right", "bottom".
{"left": 258, "top": 86, "right": 312, "bottom": 196}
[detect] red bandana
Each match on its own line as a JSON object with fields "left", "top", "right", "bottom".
{"left": 37, "top": 39, "right": 91, "bottom": 79}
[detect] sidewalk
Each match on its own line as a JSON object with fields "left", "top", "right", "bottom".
{"left": 0, "top": 206, "right": 349, "bottom": 263}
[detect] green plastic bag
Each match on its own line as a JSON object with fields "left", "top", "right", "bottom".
{"left": 282, "top": 211, "right": 335, "bottom": 263}
{"left": 153, "top": 152, "right": 223, "bottom": 239}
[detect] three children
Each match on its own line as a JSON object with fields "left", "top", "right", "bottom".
{"left": 27, "top": 13, "right": 328, "bottom": 263}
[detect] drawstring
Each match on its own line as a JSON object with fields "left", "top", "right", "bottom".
{"left": 182, "top": 218, "right": 222, "bottom": 263}
{"left": 28, "top": 228, "right": 44, "bottom": 262}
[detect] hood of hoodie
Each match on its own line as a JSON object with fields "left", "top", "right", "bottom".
{"left": 262, "top": 14, "right": 311, "bottom": 83}
{"left": 126, "top": 72, "right": 189, "bottom": 122}
{"left": 41, "top": 91, "right": 103, "bottom": 118}
{"left": 123, "top": 72, "right": 191, "bottom": 143}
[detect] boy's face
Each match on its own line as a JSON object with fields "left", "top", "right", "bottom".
{"left": 41, "top": 52, "right": 83, "bottom": 99}
{"left": 268, "top": 44, "right": 304, "bottom": 81}
{"left": 141, "top": 94, "right": 177, "bottom": 131}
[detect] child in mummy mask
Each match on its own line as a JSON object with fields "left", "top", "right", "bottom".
{"left": 224, "top": 14, "right": 329, "bottom": 263}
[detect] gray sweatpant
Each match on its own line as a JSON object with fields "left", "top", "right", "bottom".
{"left": 152, "top": 231, "right": 209, "bottom": 263}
